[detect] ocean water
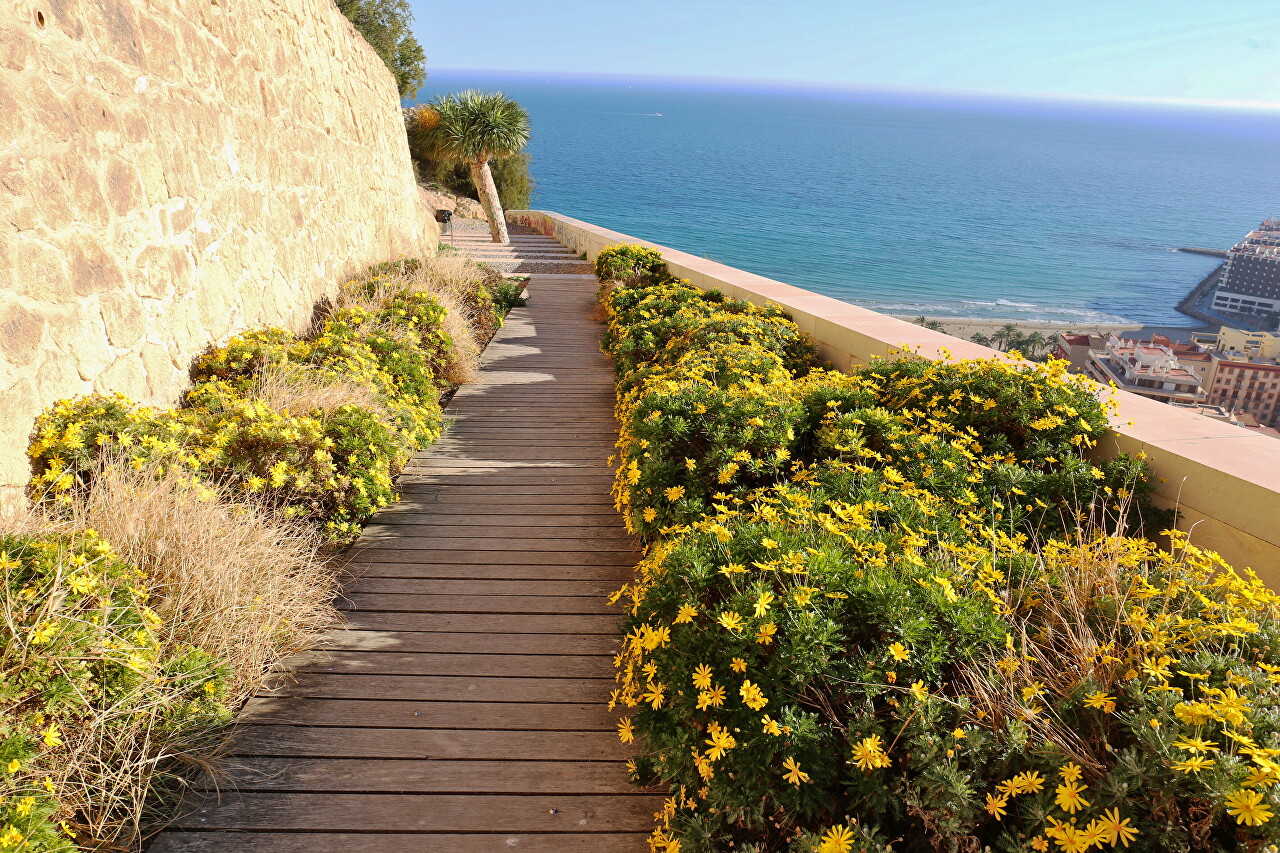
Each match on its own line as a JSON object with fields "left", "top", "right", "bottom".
{"left": 415, "top": 73, "right": 1280, "bottom": 326}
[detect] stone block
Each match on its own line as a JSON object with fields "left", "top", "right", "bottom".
{"left": 0, "top": 298, "right": 46, "bottom": 367}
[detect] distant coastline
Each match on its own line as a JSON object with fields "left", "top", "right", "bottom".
{"left": 895, "top": 316, "right": 1211, "bottom": 344}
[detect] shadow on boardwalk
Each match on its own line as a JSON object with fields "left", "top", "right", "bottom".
{"left": 150, "top": 235, "right": 658, "bottom": 851}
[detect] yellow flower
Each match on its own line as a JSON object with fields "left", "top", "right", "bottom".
{"left": 753, "top": 591, "right": 774, "bottom": 617}
{"left": 4, "top": 759, "right": 18, "bottom": 774}
{"left": 14, "top": 798, "right": 34, "bottom": 817}
{"left": 755, "top": 622, "right": 777, "bottom": 645}
{"left": 43, "top": 724, "right": 62, "bottom": 748}
{"left": 1173, "top": 736, "right": 1220, "bottom": 754}
{"left": 1171, "top": 756, "right": 1213, "bottom": 774}
{"left": 984, "top": 793, "right": 1008, "bottom": 819}
{"left": 1, "top": 827, "right": 24, "bottom": 848}
{"left": 1082, "top": 691, "right": 1116, "bottom": 713}
{"left": 888, "top": 642, "right": 910, "bottom": 662}
{"left": 730, "top": 657, "right": 748, "bottom": 673}
{"left": 851, "top": 735, "right": 891, "bottom": 771}
{"left": 642, "top": 507, "right": 658, "bottom": 523}
{"left": 674, "top": 604, "right": 697, "bottom": 624}
{"left": 910, "top": 680, "right": 928, "bottom": 701}
{"left": 1226, "top": 788, "right": 1274, "bottom": 826}
{"left": 641, "top": 681, "right": 666, "bottom": 710}
{"left": 1012, "top": 770, "right": 1045, "bottom": 794}
{"left": 761, "top": 715, "right": 783, "bottom": 736}
{"left": 664, "top": 485, "right": 685, "bottom": 501}
{"left": 781, "top": 757, "right": 810, "bottom": 786}
{"left": 617, "top": 717, "right": 635, "bottom": 744}
{"left": 1030, "top": 837, "right": 1049, "bottom": 852}
{"left": 692, "top": 664, "right": 714, "bottom": 691}
{"left": 819, "top": 823, "right": 855, "bottom": 853}
{"left": 740, "top": 679, "right": 768, "bottom": 711}
{"left": 717, "top": 611, "right": 744, "bottom": 633}
{"left": 1097, "top": 807, "right": 1139, "bottom": 847}
{"left": 704, "top": 727, "right": 736, "bottom": 761}
{"left": 1059, "top": 762, "right": 1083, "bottom": 784}
{"left": 1054, "top": 780, "right": 1090, "bottom": 814}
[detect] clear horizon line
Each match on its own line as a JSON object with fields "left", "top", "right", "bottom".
{"left": 425, "top": 67, "right": 1280, "bottom": 113}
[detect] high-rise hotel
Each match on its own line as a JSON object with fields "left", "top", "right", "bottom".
{"left": 1211, "top": 219, "right": 1280, "bottom": 327}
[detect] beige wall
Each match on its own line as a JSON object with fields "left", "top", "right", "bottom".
{"left": 511, "top": 210, "right": 1280, "bottom": 585}
{"left": 0, "top": 0, "right": 439, "bottom": 505}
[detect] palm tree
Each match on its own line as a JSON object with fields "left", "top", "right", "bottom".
{"left": 1022, "top": 331, "right": 1048, "bottom": 358}
{"left": 991, "top": 323, "right": 1021, "bottom": 352}
{"left": 408, "top": 91, "right": 531, "bottom": 243}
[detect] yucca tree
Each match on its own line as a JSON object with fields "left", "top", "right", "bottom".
{"left": 408, "top": 90, "right": 531, "bottom": 243}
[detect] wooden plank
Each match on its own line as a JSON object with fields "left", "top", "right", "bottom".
{"left": 264, "top": 673, "right": 612, "bottom": 703}
{"left": 196, "top": 758, "right": 634, "bottom": 793}
{"left": 230, "top": 726, "right": 631, "bottom": 760}
{"left": 342, "top": 578, "right": 620, "bottom": 596}
{"left": 319, "top": 630, "right": 622, "bottom": 655}
{"left": 284, "top": 651, "right": 613, "bottom": 678}
{"left": 238, "top": 698, "right": 621, "bottom": 730}
{"left": 335, "top": 593, "right": 614, "bottom": 614}
{"left": 172, "top": 793, "right": 660, "bottom": 833}
{"left": 337, "top": 611, "right": 622, "bottom": 635}
{"left": 341, "top": 564, "right": 633, "bottom": 583}
{"left": 344, "top": 549, "right": 636, "bottom": 566}
{"left": 150, "top": 833, "right": 650, "bottom": 853}
{"left": 352, "top": 537, "right": 636, "bottom": 553}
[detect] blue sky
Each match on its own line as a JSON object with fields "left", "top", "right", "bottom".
{"left": 412, "top": 0, "right": 1280, "bottom": 107}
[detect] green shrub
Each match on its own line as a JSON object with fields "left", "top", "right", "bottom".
{"left": 592, "top": 243, "right": 1270, "bottom": 853}
{"left": 0, "top": 530, "right": 230, "bottom": 851}
{"left": 422, "top": 153, "right": 536, "bottom": 211}
{"left": 594, "top": 243, "right": 668, "bottom": 287}
{"left": 28, "top": 259, "right": 472, "bottom": 545}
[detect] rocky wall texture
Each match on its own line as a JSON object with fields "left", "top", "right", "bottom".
{"left": 0, "top": 0, "right": 439, "bottom": 506}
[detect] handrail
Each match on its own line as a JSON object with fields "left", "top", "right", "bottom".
{"left": 509, "top": 209, "right": 1280, "bottom": 583}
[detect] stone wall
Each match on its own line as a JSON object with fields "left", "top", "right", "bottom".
{"left": 0, "top": 0, "right": 439, "bottom": 505}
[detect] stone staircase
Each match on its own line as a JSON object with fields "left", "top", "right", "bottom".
{"left": 443, "top": 222, "right": 594, "bottom": 275}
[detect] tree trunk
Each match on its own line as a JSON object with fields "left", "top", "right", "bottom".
{"left": 470, "top": 159, "right": 509, "bottom": 244}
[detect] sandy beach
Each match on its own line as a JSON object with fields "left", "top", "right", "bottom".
{"left": 894, "top": 316, "right": 1214, "bottom": 344}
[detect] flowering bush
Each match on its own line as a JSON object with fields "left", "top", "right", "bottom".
{"left": 25, "top": 261, "right": 491, "bottom": 544}
{"left": 596, "top": 245, "right": 1277, "bottom": 852}
{"left": 0, "top": 531, "right": 229, "bottom": 852}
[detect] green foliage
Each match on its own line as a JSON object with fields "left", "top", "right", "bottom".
{"left": 0, "top": 531, "right": 229, "bottom": 850}
{"left": 407, "top": 91, "right": 531, "bottom": 165}
{"left": 427, "top": 153, "right": 536, "bottom": 211}
{"left": 26, "top": 262, "right": 481, "bottom": 545}
{"left": 595, "top": 243, "right": 669, "bottom": 287}
{"left": 594, "top": 244, "right": 1271, "bottom": 852}
{"left": 334, "top": 0, "right": 426, "bottom": 99}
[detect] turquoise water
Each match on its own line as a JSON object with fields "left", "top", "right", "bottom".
{"left": 416, "top": 73, "right": 1280, "bottom": 326}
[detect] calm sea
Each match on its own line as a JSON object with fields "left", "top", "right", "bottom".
{"left": 415, "top": 72, "right": 1280, "bottom": 327}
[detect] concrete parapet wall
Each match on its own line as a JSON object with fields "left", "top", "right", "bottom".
{"left": 0, "top": 0, "right": 439, "bottom": 505}
{"left": 510, "top": 209, "right": 1280, "bottom": 584}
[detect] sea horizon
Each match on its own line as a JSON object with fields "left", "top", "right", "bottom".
{"left": 415, "top": 71, "right": 1280, "bottom": 328}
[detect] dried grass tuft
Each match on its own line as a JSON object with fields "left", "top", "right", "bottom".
{"left": 249, "top": 364, "right": 387, "bottom": 421}
{"left": 70, "top": 463, "right": 338, "bottom": 702}
{"left": 6, "top": 462, "right": 340, "bottom": 845}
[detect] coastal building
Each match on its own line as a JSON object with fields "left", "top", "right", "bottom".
{"left": 1210, "top": 219, "right": 1280, "bottom": 328}
{"left": 1202, "top": 328, "right": 1280, "bottom": 428}
{"left": 1052, "top": 333, "right": 1102, "bottom": 372}
{"left": 1084, "top": 334, "right": 1207, "bottom": 404}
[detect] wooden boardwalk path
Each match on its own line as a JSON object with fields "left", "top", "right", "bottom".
{"left": 152, "top": 231, "right": 657, "bottom": 851}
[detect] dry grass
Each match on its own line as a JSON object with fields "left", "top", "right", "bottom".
{"left": 249, "top": 364, "right": 389, "bottom": 422}
{"left": 333, "top": 254, "right": 501, "bottom": 387}
{"left": 70, "top": 463, "right": 338, "bottom": 703}
{"left": 5, "top": 463, "right": 339, "bottom": 846}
